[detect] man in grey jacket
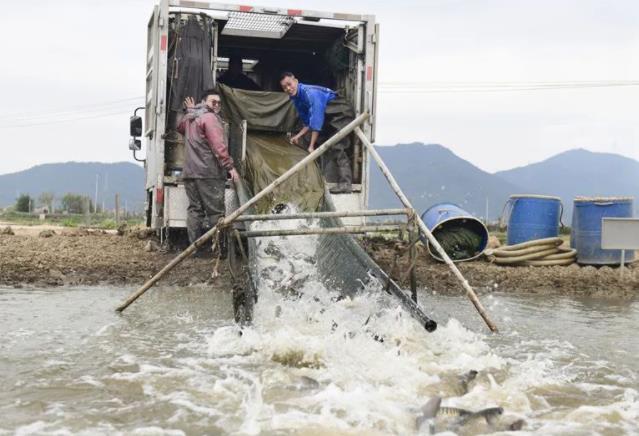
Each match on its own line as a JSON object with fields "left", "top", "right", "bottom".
{"left": 177, "top": 90, "right": 239, "bottom": 245}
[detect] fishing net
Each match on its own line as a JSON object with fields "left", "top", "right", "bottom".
{"left": 168, "top": 15, "right": 216, "bottom": 113}
{"left": 433, "top": 223, "right": 484, "bottom": 261}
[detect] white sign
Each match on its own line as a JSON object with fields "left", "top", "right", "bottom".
{"left": 601, "top": 218, "right": 639, "bottom": 250}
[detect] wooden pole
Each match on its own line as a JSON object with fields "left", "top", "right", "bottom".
{"left": 408, "top": 211, "right": 418, "bottom": 302}
{"left": 354, "top": 127, "right": 499, "bottom": 333}
{"left": 115, "top": 112, "right": 370, "bottom": 313}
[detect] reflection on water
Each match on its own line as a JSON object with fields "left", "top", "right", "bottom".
{"left": 1, "top": 282, "right": 638, "bottom": 434}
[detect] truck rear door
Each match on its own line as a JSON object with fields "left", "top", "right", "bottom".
{"left": 144, "top": 0, "right": 169, "bottom": 190}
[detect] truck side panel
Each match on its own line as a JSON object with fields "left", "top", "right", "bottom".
{"left": 145, "top": 5, "right": 160, "bottom": 191}
{"left": 146, "top": 0, "right": 170, "bottom": 229}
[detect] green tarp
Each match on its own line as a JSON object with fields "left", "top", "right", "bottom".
{"left": 218, "top": 83, "right": 298, "bottom": 133}
{"left": 244, "top": 132, "right": 324, "bottom": 214}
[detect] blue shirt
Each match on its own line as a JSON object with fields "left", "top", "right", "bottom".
{"left": 290, "top": 82, "right": 336, "bottom": 131}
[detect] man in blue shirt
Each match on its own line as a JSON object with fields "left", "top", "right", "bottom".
{"left": 280, "top": 72, "right": 353, "bottom": 193}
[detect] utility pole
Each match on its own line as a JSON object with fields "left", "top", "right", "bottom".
{"left": 115, "top": 193, "right": 120, "bottom": 223}
{"left": 84, "top": 197, "right": 90, "bottom": 226}
{"left": 94, "top": 174, "right": 99, "bottom": 214}
{"left": 485, "top": 197, "right": 489, "bottom": 225}
{"left": 103, "top": 172, "right": 109, "bottom": 214}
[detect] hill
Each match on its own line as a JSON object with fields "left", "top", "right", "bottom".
{"left": 369, "top": 143, "right": 525, "bottom": 219}
{"left": 0, "top": 162, "right": 145, "bottom": 212}
{"left": 3, "top": 147, "right": 637, "bottom": 221}
{"left": 495, "top": 149, "right": 639, "bottom": 220}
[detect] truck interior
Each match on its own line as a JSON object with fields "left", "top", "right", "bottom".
{"left": 162, "top": 11, "right": 365, "bottom": 188}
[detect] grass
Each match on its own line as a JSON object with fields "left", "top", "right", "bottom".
{"left": 0, "top": 212, "right": 144, "bottom": 230}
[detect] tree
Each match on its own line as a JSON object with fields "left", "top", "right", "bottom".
{"left": 38, "top": 192, "right": 55, "bottom": 213}
{"left": 61, "top": 193, "right": 92, "bottom": 214}
{"left": 15, "top": 194, "right": 32, "bottom": 213}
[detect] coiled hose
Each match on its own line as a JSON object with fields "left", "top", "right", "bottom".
{"left": 485, "top": 237, "right": 577, "bottom": 266}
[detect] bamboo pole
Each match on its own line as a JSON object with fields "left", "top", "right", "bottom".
{"left": 234, "top": 208, "right": 411, "bottom": 222}
{"left": 115, "top": 112, "right": 370, "bottom": 313}
{"left": 354, "top": 127, "right": 499, "bottom": 333}
{"left": 239, "top": 224, "right": 405, "bottom": 238}
{"left": 408, "top": 212, "right": 418, "bottom": 302}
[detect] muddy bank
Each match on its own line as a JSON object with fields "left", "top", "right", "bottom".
{"left": 364, "top": 237, "right": 639, "bottom": 298}
{"left": 1, "top": 228, "right": 637, "bottom": 298}
{"left": 0, "top": 227, "right": 231, "bottom": 289}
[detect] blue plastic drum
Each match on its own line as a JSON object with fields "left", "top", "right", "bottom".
{"left": 421, "top": 203, "right": 489, "bottom": 262}
{"left": 571, "top": 197, "right": 635, "bottom": 265}
{"left": 505, "top": 195, "right": 562, "bottom": 245}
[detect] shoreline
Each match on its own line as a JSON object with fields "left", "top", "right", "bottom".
{"left": 1, "top": 227, "right": 637, "bottom": 298}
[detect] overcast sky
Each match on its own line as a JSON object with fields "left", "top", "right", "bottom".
{"left": 0, "top": 0, "right": 637, "bottom": 175}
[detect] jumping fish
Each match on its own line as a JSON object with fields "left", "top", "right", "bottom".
{"left": 457, "top": 369, "right": 478, "bottom": 395}
{"left": 416, "top": 396, "right": 525, "bottom": 434}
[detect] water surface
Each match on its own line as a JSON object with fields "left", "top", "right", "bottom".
{"left": 1, "top": 283, "right": 637, "bottom": 435}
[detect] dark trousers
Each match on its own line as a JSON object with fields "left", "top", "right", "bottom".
{"left": 184, "top": 178, "right": 225, "bottom": 244}
{"left": 323, "top": 145, "right": 352, "bottom": 188}
{"left": 322, "top": 97, "right": 354, "bottom": 189}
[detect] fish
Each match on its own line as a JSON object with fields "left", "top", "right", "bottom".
{"left": 288, "top": 375, "right": 321, "bottom": 391}
{"left": 457, "top": 369, "right": 478, "bottom": 395}
{"left": 416, "top": 396, "right": 442, "bottom": 431}
{"left": 416, "top": 396, "right": 524, "bottom": 434}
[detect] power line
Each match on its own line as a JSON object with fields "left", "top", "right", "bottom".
{"left": 0, "top": 80, "right": 637, "bottom": 128}
{"left": 0, "top": 109, "right": 135, "bottom": 128}
{"left": 378, "top": 80, "right": 639, "bottom": 94}
{"left": 0, "top": 97, "right": 145, "bottom": 122}
{"left": 380, "top": 80, "right": 639, "bottom": 87}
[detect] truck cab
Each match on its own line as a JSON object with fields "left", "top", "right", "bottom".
{"left": 130, "top": 0, "right": 379, "bottom": 237}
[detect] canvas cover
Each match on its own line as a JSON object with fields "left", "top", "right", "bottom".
{"left": 217, "top": 83, "right": 355, "bottom": 138}
{"left": 217, "top": 84, "right": 298, "bottom": 133}
{"left": 243, "top": 132, "right": 324, "bottom": 214}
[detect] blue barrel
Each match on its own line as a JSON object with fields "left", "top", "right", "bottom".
{"left": 506, "top": 195, "right": 562, "bottom": 245}
{"left": 421, "top": 203, "right": 489, "bottom": 262}
{"left": 571, "top": 197, "right": 635, "bottom": 265}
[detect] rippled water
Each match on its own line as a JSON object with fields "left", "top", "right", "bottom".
{"left": 1, "top": 229, "right": 638, "bottom": 435}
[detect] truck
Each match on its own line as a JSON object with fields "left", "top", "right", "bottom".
{"left": 129, "top": 0, "right": 379, "bottom": 240}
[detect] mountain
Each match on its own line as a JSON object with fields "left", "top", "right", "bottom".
{"left": 495, "top": 149, "right": 639, "bottom": 220}
{"left": 0, "top": 162, "right": 145, "bottom": 212}
{"left": 3, "top": 147, "right": 637, "bottom": 221}
{"left": 369, "top": 143, "right": 525, "bottom": 219}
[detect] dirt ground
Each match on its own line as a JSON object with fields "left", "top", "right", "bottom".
{"left": 364, "top": 237, "right": 639, "bottom": 298}
{"left": 0, "top": 224, "right": 637, "bottom": 298}
{"left": 0, "top": 224, "right": 232, "bottom": 289}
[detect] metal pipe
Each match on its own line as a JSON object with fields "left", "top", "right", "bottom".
{"left": 355, "top": 126, "right": 499, "bottom": 333}
{"left": 234, "top": 208, "right": 411, "bottom": 222}
{"left": 115, "top": 112, "right": 370, "bottom": 312}
{"left": 239, "top": 224, "right": 405, "bottom": 238}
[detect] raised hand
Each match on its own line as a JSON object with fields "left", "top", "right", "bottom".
{"left": 184, "top": 96, "right": 195, "bottom": 109}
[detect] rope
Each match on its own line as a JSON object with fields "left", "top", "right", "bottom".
{"left": 485, "top": 237, "right": 577, "bottom": 266}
